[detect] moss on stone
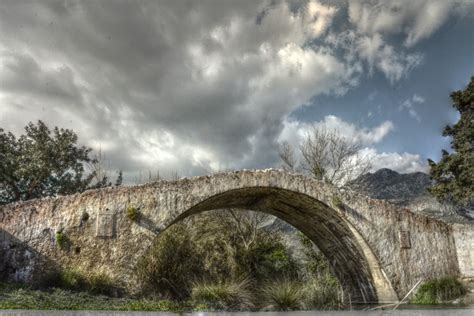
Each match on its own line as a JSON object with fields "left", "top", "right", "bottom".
{"left": 127, "top": 206, "right": 139, "bottom": 222}
{"left": 331, "top": 196, "right": 344, "bottom": 209}
{"left": 55, "top": 232, "right": 68, "bottom": 250}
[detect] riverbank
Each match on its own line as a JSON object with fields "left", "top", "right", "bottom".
{"left": 1, "top": 284, "right": 472, "bottom": 313}
{"left": 0, "top": 285, "right": 181, "bottom": 312}
{"left": 0, "top": 309, "right": 474, "bottom": 316}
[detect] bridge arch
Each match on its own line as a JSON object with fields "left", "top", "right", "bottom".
{"left": 1, "top": 169, "right": 462, "bottom": 305}
{"left": 164, "top": 186, "right": 397, "bottom": 303}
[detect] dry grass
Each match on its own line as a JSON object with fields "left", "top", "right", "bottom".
{"left": 191, "top": 278, "right": 254, "bottom": 311}
{"left": 261, "top": 280, "right": 304, "bottom": 311}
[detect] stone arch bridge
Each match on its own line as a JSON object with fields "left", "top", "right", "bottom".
{"left": 1, "top": 170, "right": 473, "bottom": 303}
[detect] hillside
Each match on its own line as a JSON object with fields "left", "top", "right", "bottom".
{"left": 346, "top": 168, "right": 473, "bottom": 222}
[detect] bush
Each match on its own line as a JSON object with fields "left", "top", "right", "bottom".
{"left": 59, "top": 269, "right": 88, "bottom": 290}
{"left": 412, "top": 277, "right": 468, "bottom": 304}
{"left": 303, "top": 274, "right": 342, "bottom": 310}
{"left": 35, "top": 268, "right": 116, "bottom": 296}
{"left": 298, "top": 232, "right": 333, "bottom": 277}
{"left": 136, "top": 225, "right": 204, "bottom": 300}
{"left": 87, "top": 272, "right": 116, "bottom": 296}
{"left": 262, "top": 280, "right": 303, "bottom": 311}
{"left": 191, "top": 278, "right": 254, "bottom": 311}
{"left": 195, "top": 235, "right": 239, "bottom": 282}
{"left": 236, "top": 240, "right": 299, "bottom": 282}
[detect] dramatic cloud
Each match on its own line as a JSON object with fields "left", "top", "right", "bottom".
{"left": 347, "top": 0, "right": 471, "bottom": 47}
{"left": 325, "top": 28, "right": 422, "bottom": 84}
{"left": 278, "top": 115, "right": 426, "bottom": 173}
{"left": 356, "top": 34, "right": 422, "bottom": 84}
{"left": 1, "top": 0, "right": 470, "bottom": 181}
{"left": 1, "top": 0, "right": 352, "bottom": 178}
{"left": 278, "top": 115, "right": 394, "bottom": 146}
{"left": 362, "top": 149, "right": 428, "bottom": 173}
{"left": 337, "top": 0, "right": 474, "bottom": 83}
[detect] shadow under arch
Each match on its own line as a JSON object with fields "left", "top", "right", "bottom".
{"left": 166, "top": 186, "right": 398, "bottom": 304}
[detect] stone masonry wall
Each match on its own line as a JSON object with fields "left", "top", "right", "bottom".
{"left": 452, "top": 224, "right": 474, "bottom": 279}
{"left": 0, "top": 169, "right": 470, "bottom": 302}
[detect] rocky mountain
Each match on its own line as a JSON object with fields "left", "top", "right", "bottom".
{"left": 346, "top": 168, "right": 433, "bottom": 206}
{"left": 346, "top": 168, "right": 473, "bottom": 222}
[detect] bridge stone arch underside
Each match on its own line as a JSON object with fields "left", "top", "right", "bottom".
{"left": 169, "top": 186, "right": 395, "bottom": 303}
{"left": 0, "top": 170, "right": 462, "bottom": 304}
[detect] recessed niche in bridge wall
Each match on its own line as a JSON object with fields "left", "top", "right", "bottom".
{"left": 399, "top": 231, "right": 411, "bottom": 249}
{"left": 96, "top": 212, "right": 115, "bottom": 238}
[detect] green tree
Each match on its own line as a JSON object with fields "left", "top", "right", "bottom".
{"left": 236, "top": 238, "right": 299, "bottom": 282}
{"left": 428, "top": 76, "right": 474, "bottom": 206}
{"left": 0, "top": 120, "right": 121, "bottom": 204}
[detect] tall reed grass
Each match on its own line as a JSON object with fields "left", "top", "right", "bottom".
{"left": 261, "top": 280, "right": 304, "bottom": 311}
{"left": 191, "top": 278, "right": 254, "bottom": 311}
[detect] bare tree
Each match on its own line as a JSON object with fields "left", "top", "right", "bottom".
{"left": 227, "top": 209, "right": 273, "bottom": 250}
{"left": 278, "top": 141, "right": 297, "bottom": 171}
{"left": 135, "top": 169, "right": 173, "bottom": 184}
{"left": 300, "top": 126, "right": 372, "bottom": 186}
{"left": 135, "top": 170, "right": 143, "bottom": 184}
{"left": 188, "top": 209, "right": 274, "bottom": 251}
{"left": 148, "top": 169, "right": 161, "bottom": 182}
{"left": 88, "top": 147, "right": 123, "bottom": 187}
{"left": 279, "top": 126, "right": 372, "bottom": 187}
{"left": 170, "top": 170, "right": 179, "bottom": 181}
{"left": 89, "top": 147, "right": 109, "bottom": 184}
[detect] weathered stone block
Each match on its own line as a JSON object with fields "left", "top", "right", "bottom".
{"left": 399, "top": 231, "right": 411, "bottom": 249}
{"left": 96, "top": 213, "right": 115, "bottom": 238}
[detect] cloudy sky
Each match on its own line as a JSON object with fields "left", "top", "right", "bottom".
{"left": 1, "top": 0, "right": 473, "bottom": 182}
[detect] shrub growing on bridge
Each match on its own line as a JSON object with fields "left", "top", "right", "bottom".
{"left": 412, "top": 276, "right": 468, "bottom": 304}
{"left": 127, "top": 206, "right": 139, "bottom": 222}
{"left": 55, "top": 232, "right": 69, "bottom": 250}
{"left": 331, "top": 196, "right": 344, "bottom": 209}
